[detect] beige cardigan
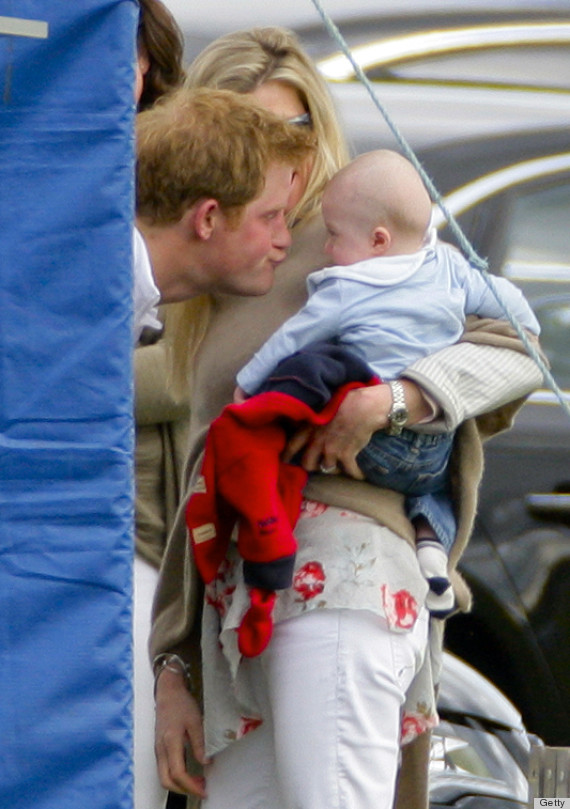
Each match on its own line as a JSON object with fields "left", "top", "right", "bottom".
{"left": 134, "top": 321, "right": 190, "bottom": 568}
{"left": 150, "top": 214, "right": 543, "bottom": 808}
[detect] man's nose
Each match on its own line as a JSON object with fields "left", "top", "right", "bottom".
{"left": 274, "top": 214, "right": 292, "bottom": 249}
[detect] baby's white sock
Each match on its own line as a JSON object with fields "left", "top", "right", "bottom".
{"left": 416, "top": 540, "right": 455, "bottom": 618}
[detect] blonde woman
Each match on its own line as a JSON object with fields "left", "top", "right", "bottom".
{"left": 151, "top": 27, "right": 542, "bottom": 809}
{"left": 163, "top": 26, "right": 348, "bottom": 388}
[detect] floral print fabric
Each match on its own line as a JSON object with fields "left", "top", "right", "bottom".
{"left": 201, "top": 500, "right": 439, "bottom": 757}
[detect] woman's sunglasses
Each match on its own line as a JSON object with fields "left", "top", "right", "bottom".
{"left": 288, "top": 111, "right": 312, "bottom": 127}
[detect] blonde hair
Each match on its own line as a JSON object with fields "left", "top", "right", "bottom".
{"left": 166, "top": 27, "right": 349, "bottom": 389}
{"left": 184, "top": 27, "right": 348, "bottom": 224}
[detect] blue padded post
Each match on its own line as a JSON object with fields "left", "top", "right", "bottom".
{"left": 0, "top": 2, "right": 137, "bottom": 807}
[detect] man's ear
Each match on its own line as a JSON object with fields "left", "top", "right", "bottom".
{"left": 189, "top": 198, "right": 221, "bottom": 241}
{"left": 372, "top": 226, "right": 391, "bottom": 254}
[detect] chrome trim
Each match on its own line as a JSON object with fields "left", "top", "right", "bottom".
{"left": 527, "top": 389, "right": 570, "bottom": 405}
{"left": 317, "top": 22, "right": 570, "bottom": 81}
{"left": 432, "top": 152, "right": 570, "bottom": 228}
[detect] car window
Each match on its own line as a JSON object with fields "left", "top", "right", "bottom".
{"left": 375, "top": 46, "right": 570, "bottom": 91}
{"left": 500, "top": 181, "right": 570, "bottom": 389}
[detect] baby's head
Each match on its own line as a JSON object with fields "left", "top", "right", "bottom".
{"left": 322, "top": 149, "right": 432, "bottom": 265}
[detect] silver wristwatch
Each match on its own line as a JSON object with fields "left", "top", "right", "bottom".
{"left": 387, "top": 380, "right": 408, "bottom": 436}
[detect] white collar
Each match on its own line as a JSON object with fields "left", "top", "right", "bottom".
{"left": 133, "top": 228, "right": 161, "bottom": 344}
{"left": 308, "top": 228, "right": 437, "bottom": 291}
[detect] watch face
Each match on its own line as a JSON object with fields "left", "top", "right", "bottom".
{"left": 392, "top": 407, "right": 408, "bottom": 425}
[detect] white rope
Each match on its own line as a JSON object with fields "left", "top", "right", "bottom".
{"left": 309, "top": 0, "right": 570, "bottom": 420}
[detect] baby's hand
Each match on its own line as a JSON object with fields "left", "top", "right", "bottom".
{"left": 233, "top": 385, "right": 248, "bottom": 404}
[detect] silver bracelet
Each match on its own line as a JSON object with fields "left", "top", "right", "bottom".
{"left": 152, "top": 653, "right": 193, "bottom": 698}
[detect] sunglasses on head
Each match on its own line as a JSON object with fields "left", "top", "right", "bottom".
{"left": 288, "top": 111, "right": 312, "bottom": 127}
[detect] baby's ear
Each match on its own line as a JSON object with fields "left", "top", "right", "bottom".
{"left": 372, "top": 226, "right": 391, "bottom": 254}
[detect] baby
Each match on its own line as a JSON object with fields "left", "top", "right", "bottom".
{"left": 236, "top": 149, "right": 540, "bottom": 617}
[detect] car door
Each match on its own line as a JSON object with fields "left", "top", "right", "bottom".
{"left": 441, "top": 158, "right": 570, "bottom": 746}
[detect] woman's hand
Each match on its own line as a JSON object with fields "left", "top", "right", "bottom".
{"left": 233, "top": 385, "right": 248, "bottom": 404}
{"left": 284, "top": 380, "right": 433, "bottom": 478}
{"left": 154, "top": 666, "right": 210, "bottom": 798}
{"left": 293, "top": 384, "right": 392, "bottom": 478}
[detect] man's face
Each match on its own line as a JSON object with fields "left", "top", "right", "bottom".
{"left": 205, "top": 162, "right": 294, "bottom": 297}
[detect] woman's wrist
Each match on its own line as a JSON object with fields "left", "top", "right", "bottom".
{"left": 398, "top": 378, "right": 438, "bottom": 426}
{"left": 153, "top": 653, "right": 193, "bottom": 698}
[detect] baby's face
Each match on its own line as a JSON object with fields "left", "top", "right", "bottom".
{"left": 322, "top": 190, "right": 372, "bottom": 266}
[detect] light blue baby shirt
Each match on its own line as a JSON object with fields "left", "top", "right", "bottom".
{"left": 237, "top": 231, "right": 540, "bottom": 394}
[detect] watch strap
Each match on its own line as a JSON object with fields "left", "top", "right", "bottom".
{"left": 387, "top": 379, "right": 408, "bottom": 436}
